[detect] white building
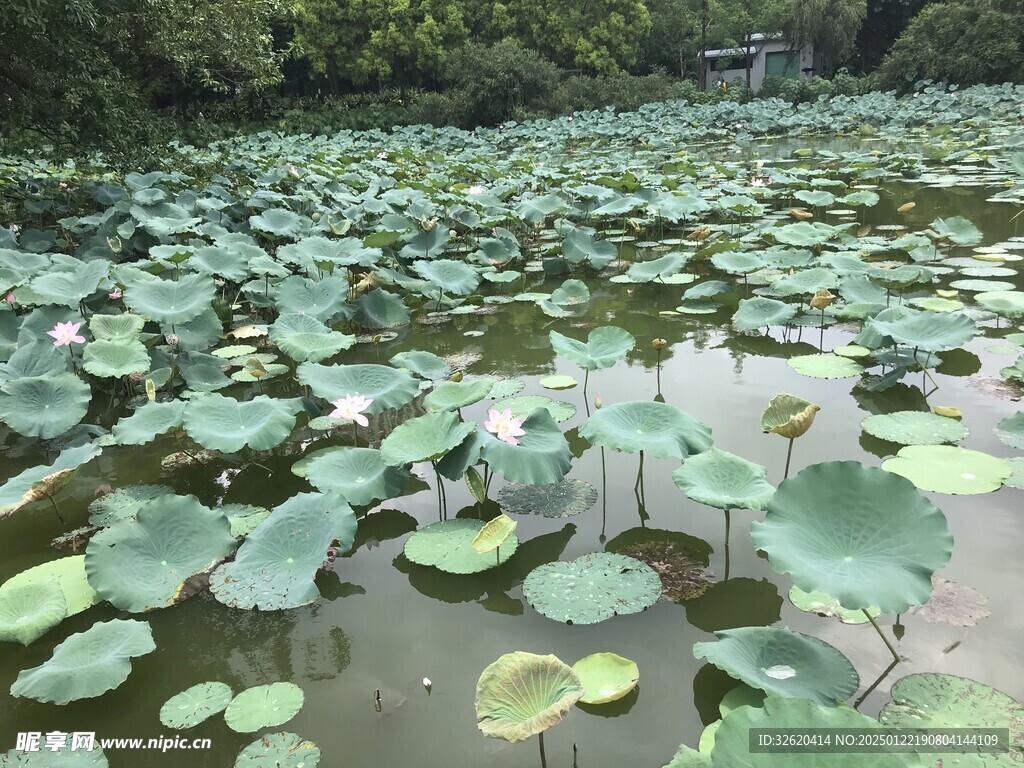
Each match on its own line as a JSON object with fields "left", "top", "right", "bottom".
{"left": 703, "top": 34, "right": 815, "bottom": 92}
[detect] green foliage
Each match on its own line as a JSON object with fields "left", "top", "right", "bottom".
{"left": 785, "top": 0, "right": 868, "bottom": 73}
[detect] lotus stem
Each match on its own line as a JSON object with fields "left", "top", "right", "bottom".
{"left": 432, "top": 462, "right": 447, "bottom": 520}
{"left": 353, "top": 421, "right": 358, "bottom": 447}
{"left": 864, "top": 610, "right": 901, "bottom": 663}
{"left": 783, "top": 438, "right": 795, "bottom": 480}
{"left": 599, "top": 447, "right": 608, "bottom": 543}
{"left": 634, "top": 451, "right": 644, "bottom": 493}
{"left": 47, "top": 496, "right": 66, "bottom": 525}
{"left": 538, "top": 732, "right": 547, "bottom": 768}
{"left": 853, "top": 658, "right": 899, "bottom": 710}
{"left": 724, "top": 509, "right": 731, "bottom": 581}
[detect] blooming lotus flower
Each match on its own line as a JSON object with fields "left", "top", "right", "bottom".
{"left": 749, "top": 177, "right": 767, "bottom": 188}
{"left": 47, "top": 321, "right": 86, "bottom": 347}
{"left": 108, "top": 287, "right": 122, "bottom": 300}
{"left": 484, "top": 408, "right": 525, "bottom": 446}
{"left": 330, "top": 393, "right": 374, "bottom": 427}
{"left": 4, "top": 292, "right": 14, "bottom": 303}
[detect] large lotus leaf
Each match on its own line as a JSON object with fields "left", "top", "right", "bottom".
{"left": 225, "top": 683, "right": 305, "bottom": 733}
{"left": 405, "top": 519, "right": 518, "bottom": 573}
{"left": 523, "top": 552, "right": 662, "bottom": 625}
{"left": 413, "top": 259, "right": 481, "bottom": 295}
{"left": 0, "top": 340, "right": 67, "bottom": 383}
{"left": 663, "top": 744, "right": 710, "bottom": 768}
{"left": 268, "top": 313, "right": 355, "bottom": 363}
{"left": 750, "top": 461, "right": 952, "bottom": 613}
{"left": 475, "top": 652, "right": 584, "bottom": 742}
{"left": 931, "top": 215, "right": 983, "bottom": 246}
{"left": 672, "top": 448, "right": 775, "bottom": 511}
{"left": 183, "top": 394, "right": 302, "bottom": 452}
{"left": 879, "top": 672, "right": 1024, "bottom": 765}
{"left": 124, "top": 272, "right": 215, "bottom": 325}
{"left": 89, "top": 313, "right": 145, "bottom": 342}
{"left": 787, "top": 354, "right": 864, "bottom": 379}
{"left": 693, "top": 627, "right": 858, "bottom": 705}
{"left": 389, "top": 350, "right": 451, "bottom": 380}
{"left": 423, "top": 378, "right": 495, "bottom": 411}
{"left": 711, "top": 251, "right": 764, "bottom": 275}
{"left": 165, "top": 307, "right": 224, "bottom": 351}
{"left": 770, "top": 221, "right": 836, "bottom": 247}
{"left": 562, "top": 229, "right": 617, "bottom": 268}
{"left": 189, "top": 245, "right": 249, "bottom": 281}
{"left": 711, "top": 695, "right": 916, "bottom": 768}
{"left": 995, "top": 412, "right": 1024, "bottom": 449}
{"left": 300, "top": 447, "right": 412, "bottom": 505}
{"left": 572, "top": 652, "right": 639, "bottom": 705}
{"left": 82, "top": 339, "right": 150, "bottom": 378}
{"left": 0, "top": 443, "right": 101, "bottom": 517}
{"left": 549, "top": 279, "right": 591, "bottom": 307}
{"left": 493, "top": 395, "right": 576, "bottom": 423}
{"left": 209, "top": 492, "right": 356, "bottom": 610}
{"left": 497, "top": 478, "right": 598, "bottom": 518}
{"left": 861, "top": 411, "right": 968, "bottom": 445}
{"left": 579, "top": 400, "right": 712, "bottom": 459}
{"left": 233, "top": 732, "right": 321, "bottom": 768}
{"left": 769, "top": 267, "right": 840, "bottom": 297}
{"left": 88, "top": 484, "right": 175, "bottom": 526}
{"left": 732, "top": 298, "right": 797, "bottom": 331}
{"left": 28, "top": 259, "right": 109, "bottom": 307}
{"left": 882, "top": 445, "right": 1011, "bottom": 494}
{"left": 0, "top": 373, "right": 90, "bottom": 438}
{"left": 380, "top": 411, "right": 475, "bottom": 465}
{"left": 975, "top": 290, "right": 1024, "bottom": 319}
{"left": 479, "top": 408, "right": 573, "bottom": 485}
{"left": 760, "top": 394, "right": 820, "bottom": 439}
{"left": 250, "top": 208, "right": 303, "bottom": 238}
{"left": 352, "top": 288, "right": 411, "bottom": 328}
{"left": 867, "top": 309, "right": 978, "bottom": 353}
{"left": 0, "top": 582, "right": 67, "bottom": 645}
{"left": 297, "top": 362, "right": 419, "bottom": 414}
{"left": 549, "top": 326, "right": 635, "bottom": 371}
{"left": 111, "top": 401, "right": 186, "bottom": 446}
{"left": 1, "top": 556, "right": 99, "bottom": 619}
{"left": 0, "top": 746, "right": 109, "bottom": 767}
{"left": 85, "top": 495, "right": 235, "bottom": 612}
{"left": 160, "top": 681, "right": 234, "bottom": 729}
{"left": 274, "top": 275, "right": 349, "bottom": 322}
{"left": 854, "top": 305, "right": 916, "bottom": 349}
{"left": 10, "top": 618, "right": 155, "bottom": 704}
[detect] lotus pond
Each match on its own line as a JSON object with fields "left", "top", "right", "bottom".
{"left": 2, "top": 85, "right": 1024, "bottom": 768}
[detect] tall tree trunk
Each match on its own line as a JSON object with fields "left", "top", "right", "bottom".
{"left": 698, "top": 0, "right": 709, "bottom": 90}
{"left": 745, "top": 30, "right": 752, "bottom": 89}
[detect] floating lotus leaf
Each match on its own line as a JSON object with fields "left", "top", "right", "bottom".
{"left": 89, "top": 313, "right": 144, "bottom": 342}
{"left": 572, "top": 653, "right": 639, "bottom": 705}
{"left": 867, "top": 309, "right": 977, "bottom": 353}
{"left": 579, "top": 400, "right": 712, "bottom": 459}
{"left": 423, "top": 378, "right": 495, "bottom": 411}
{"left": 549, "top": 326, "right": 635, "bottom": 371}
{"left": 497, "top": 478, "right": 598, "bottom": 518}
{"left": 760, "top": 394, "right": 820, "bottom": 439}
{"left": 911, "top": 296, "right": 964, "bottom": 312}
{"left": 770, "top": 221, "right": 836, "bottom": 247}
{"left": 975, "top": 290, "right": 1024, "bottom": 319}
{"left": 487, "top": 378, "right": 525, "bottom": 399}
{"left": 225, "top": 682, "right": 305, "bottom": 733}
{"left": 539, "top": 374, "right": 578, "bottom": 390}
{"left": 478, "top": 408, "right": 573, "bottom": 485}
{"left": 85, "top": 494, "right": 235, "bottom": 612}
{"left": 380, "top": 411, "right": 476, "bottom": 465}
{"left": 861, "top": 411, "right": 969, "bottom": 445}
{"left": 88, "top": 484, "right": 175, "bottom": 526}
{"left": 882, "top": 445, "right": 1011, "bottom": 494}
{"left": 712, "top": 695, "right": 916, "bottom": 768}
{"left": 250, "top": 208, "right": 303, "bottom": 238}
{"left": 268, "top": 313, "right": 355, "bottom": 363}
{"left": 693, "top": 627, "right": 858, "bottom": 705}
{"left": 995, "top": 412, "right": 1024, "bottom": 449}
{"left": 224, "top": 504, "right": 271, "bottom": 538}
{"left": 523, "top": 552, "right": 662, "bottom": 625}
{"left": 908, "top": 575, "right": 990, "bottom": 627}
{"left": 787, "top": 354, "right": 864, "bottom": 379}
{"left": 111, "top": 401, "right": 186, "bottom": 446}
{"left": 209, "top": 492, "right": 356, "bottom": 610}
{"left": 1007, "top": 458, "right": 1024, "bottom": 490}
{"left": 880, "top": 673, "right": 1024, "bottom": 765}
{"left": 1, "top": 556, "right": 99, "bottom": 618}
{"left": 352, "top": 288, "right": 411, "bottom": 328}
{"left": 492, "top": 395, "right": 576, "bottom": 423}
{"left": 160, "top": 682, "right": 234, "bottom": 729}
{"left": 82, "top": 340, "right": 150, "bottom": 378}
{"left": 274, "top": 275, "right": 349, "bottom": 321}
{"left": 788, "top": 586, "right": 879, "bottom": 624}
{"left": 183, "top": 394, "right": 302, "bottom": 452}
{"left": 475, "top": 652, "right": 584, "bottom": 742}
{"left": 950, "top": 278, "right": 1015, "bottom": 292}
{"left": 0, "top": 582, "right": 67, "bottom": 645}
{"left": 471, "top": 513, "right": 518, "bottom": 554}
{"left": 732, "top": 298, "right": 797, "bottom": 331}
{"left": 10, "top": 618, "right": 155, "bottom": 704}
{"left": 413, "top": 259, "right": 481, "bottom": 295}
{"left": 300, "top": 447, "right": 411, "bottom": 505}
{"left": 672, "top": 448, "right": 775, "bottom": 511}
{"left": 389, "top": 350, "right": 451, "bottom": 380}
{"left": 211, "top": 344, "right": 258, "bottom": 360}
{"left": 297, "top": 362, "right": 419, "bottom": 413}
{"left": 405, "top": 519, "right": 518, "bottom": 574}
{"left": 0, "top": 373, "right": 91, "bottom": 438}
{"left": 0, "top": 746, "right": 109, "bottom": 766}
{"left": 234, "top": 732, "right": 321, "bottom": 768}
{"left": 124, "top": 272, "right": 215, "bottom": 325}
{"left": 0, "top": 443, "right": 102, "bottom": 518}
{"left": 750, "top": 461, "right": 952, "bottom": 613}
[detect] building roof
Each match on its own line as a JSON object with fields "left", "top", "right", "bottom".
{"left": 704, "top": 33, "right": 786, "bottom": 59}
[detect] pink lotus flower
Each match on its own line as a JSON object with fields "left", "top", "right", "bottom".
{"left": 108, "top": 287, "right": 122, "bottom": 300}
{"left": 484, "top": 408, "right": 526, "bottom": 446}
{"left": 4, "top": 292, "right": 14, "bottom": 303}
{"left": 750, "top": 177, "right": 768, "bottom": 188}
{"left": 47, "top": 321, "right": 86, "bottom": 347}
{"left": 330, "top": 394, "right": 374, "bottom": 426}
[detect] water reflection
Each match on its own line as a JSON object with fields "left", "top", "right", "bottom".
{"left": 683, "top": 578, "right": 783, "bottom": 633}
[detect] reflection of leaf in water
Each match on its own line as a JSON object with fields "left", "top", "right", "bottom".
{"left": 684, "top": 578, "right": 782, "bottom": 633}
{"left": 909, "top": 575, "right": 990, "bottom": 627}
{"left": 346, "top": 508, "right": 418, "bottom": 556}
{"left": 301, "top": 626, "right": 352, "bottom": 682}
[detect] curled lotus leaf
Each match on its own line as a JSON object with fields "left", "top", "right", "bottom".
{"left": 298, "top": 446, "right": 412, "bottom": 506}
{"left": 0, "top": 373, "right": 91, "bottom": 438}
{"left": 233, "top": 732, "right": 321, "bottom": 768}
{"left": 296, "top": 362, "right": 419, "bottom": 414}
{"left": 380, "top": 411, "right": 476, "bottom": 465}
{"left": 881, "top": 445, "right": 1011, "bottom": 495}
{"left": 352, "top": 288, "right": 411, "bottom": 329}
{"left": 672, "top": 448, "right": 775, "bottom": 511}
{"left": 413, "top": 259, "right": 481, "bottom": 295}
{"left": 788, "top": 586, "right": 879, "bottom": 625}
{"left": 572, "top": 652, "right": 640, "bottom": 705}
{"left": 549, "top": 326, "right": 635, "bottom": 371}
{"left": 492, "top": 395, "right": 576, "bottom": 423}
{"left": 225, "top": 682, "right": 305, "bottom": 733}
{"left": 404, "top": 519, "right": 518, "bottom": 574}
{"left": 268, "top": 313, "right": 355, "bottom": 363}
{"left": 471, "top": 513, "right": 518, "bottom": 554}
{"left": 160, "top": 681, "right": 234, "bottom": 729}
{"left": 478, "top": 408, "right": 573, "bottom": 485}
{"left": 183, "top": 394, "right": 303, "bottom": 453}
{"left": 389, "top": 350, "right": 451, "bottom": 380}
{"left": 579, "top": 400, "right": 712, "bottom": 459}
{"left": 760, "top": 393, "right": 820, "bottom": 439}
{"left": 475, "top": 652, "right": 584, "bottom": 742}
{"left": 861, "top": 411, "right": 969, "bottom": 446}
{"left": 0, "top": 443, "right": 102, "bottom": 518}
{"left": 89, "top": 313, "right": 145, "bottom": 342}
{"left": 273, "top": 275, "right": 349, "bottom": 322}
{"left": 1, "top": 556, "right": 99, "bottom": 619}
{"left": 0, "top": 582, "right": 67, "bottom": 645}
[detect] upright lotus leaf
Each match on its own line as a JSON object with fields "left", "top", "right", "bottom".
{"left": 0, "top": 340, "right": 68, "bottom": 383}
{"left": 352, "top": 288, "right": 411, "bottom": 329}
{"left": 10, "top": 618, "right": 155, "bottom": 704}
{"left": 268, "top": 313, "right": 355, "bottom": 363}
{"left": 475, "top": 652, "right": 584, "bottom": 742}
{"left": 471, "top": 513, "right": 518, "bottom": 554}
{"left": 297, "top": 362, "right": 419, "bottom": 413}
{"left": 423, "top": 378, "right": 495, "bottom": 411}
{"left": 160, "top": 682, "right": 234, "bottom": 729}
{"left": 732, "top": 298, "right": 797, "bottom": 331}
{"left": 549, "top": 326, "right": 636, "bottom": 371}
{"left": 550, "top": 279, "right": 591, "bottom": 305}
{"left": 183, "top": 394, "right": 302, "bottom": 452}
{"left": 250, "top": 208, "right": 303, "bottom": 238}
{"left": 82, "top": 339, "right": 150, "bottom": 378}
{"left": 693, "top": 627, "right": 858, "bottom": 705}
{"left": 497, "top": 478, "right": 598, "bottom": 518}
{"left": 111, "top": 401, "right": 186, "bottom": 446}
{"left": 234, "top": 732, "right": 321, "bottom": 768}
{"left": 572, "top": 653, "right": 639, "bottom": 705}
{"left": 27, "top": 259, "right": 109, "bottom": 307}
{"left": 0, "top": 373, "right": 91, "bottom": 438}
{"left": 413, "top": 259, "right": 481, "bottom": 295}
{"left": 975, "top": 290, "right": 1024, "bottom": 319}
{"left": 523, "top": 553, "right": 662, "bottom": 625}
{"left": 854, "top": 305, "right": 916, "bottom": 349}
{"left": 124, "top": 272, "right": 215, "bottom": 325}
{"left": 404, "top": 519, "right": 518, "bottom": 574}
{"left": 88, "top": 484, "right": 175, "bottom": 527}
{"left": 1, "top": 556, "right": 99, "bottom": 618}
{"left": 85, "top": 495, "right": 235, "bottom": 612}
{"left": 380, "top": 411, "right": 476, "bottom": 465}
{"left": 0, "top": 582, "right": 67, "bottom": 645}
{"left": 760, "top": 394, "right": 820, "bottom": 439}
{"left": 995, "top": 412, "right": 1024, "bottom": 449}
{"left": 579, "top": 400, "right": 712, "bottom": 459}
{"left": 711, "top": 251, "right": 764, "bottom": 276}
{"left": 0, "top": 443, "right": 102, "bottom": 518}
{"left": 389, "top": 350, "right": 451, "bottom": 380}
{"left": 931, "top": 215, "right": 984, "bottom": 246}
{"left": 712, "top": 695, "right": 917, "bottom": 768}
{"left": 225, "top": 682, "right": 305, "bottom": 733}
{"left": 300, "top": 447, "right": 412, "bottom": 505}
{"left": 274, "top": 275, "right": 349, "bottom": 321}
{"left": 561, "top": 229, "right": 617, "bottom": 268}
{"left": 209, "top": 492, "right": 356, "bottom": 610}
{"left": 672, "top": 448, "right": 775, "bottom": 510}
{"left": 89, "top": 313, "right": 145, "bottom": 342}
{"left": 479, "top": 408, "right": 573, "bottom": 485}
{"left": 750, "top": 461, "right": 952, "bottom": 613}
{"left": 882, "top": 445, "right": 1011, "bottom": 494}
{"left": 787, "top": 354, "right": 864, "bottom": 379}
{"left": 861, "top": 411, "right": 969, "bottom": 445}
{"left": 867, "top": 309, "right": 978, "bottom": 353}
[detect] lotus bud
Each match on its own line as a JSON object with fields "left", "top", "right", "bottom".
{"left": 451, "top": 370, "right": 464, "bottom": 382}
{"left": 897, "top": 202, "right": 916, "bottom": 213}
{"left": 652, "top": 338, "right": 667, "bottom": 350}
{"left": 422, "top": 677, "right": 432, "bottom": 694}
{"left": 311, "top": 212, "right": 321, "bottom": 222}
{"left": 372, "top": 334, "right": 382, "bottom": 344}
{"left": 145, "top": 378, "right": 157, "bottom": 402}
{"left": 594, "top": 395, "right": 602, "bottom": 409}
{"left": 809, "top": 289, "right": 835, "bottom": 310}
{"left": 790, "top": 209, "right": 813, "bottom": 220}
{"left": 107, "top": 236, "right": 122, "bottom": 254}
{"left": 449, "top": 229, "right": 457, "bottom": 238}
{"left": 164, "top": 333, "right": 179, "bottom": 348}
